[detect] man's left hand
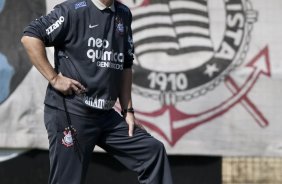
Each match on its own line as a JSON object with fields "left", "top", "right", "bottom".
{"left": 125, "top": 113, "right": 145, "bottom": 137}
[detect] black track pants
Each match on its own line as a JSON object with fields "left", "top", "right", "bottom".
{"left": 44, "top": 105, "right": 173, "bottom": 184}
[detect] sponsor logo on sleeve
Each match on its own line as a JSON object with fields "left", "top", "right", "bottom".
{"left": 128, "top": 35, "right": 134, "bottom": 57}
{"left": 46, "top": 16, "right": 65, "bottom": 35}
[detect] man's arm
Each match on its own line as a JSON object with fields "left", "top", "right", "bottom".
{"left": 119, "top": 69, "right": 133, "bottom": 110}
{"left": 119, "top": 68, "right": 144, "bottom": 137}
{"left": 21, "top": 36, "right": 85, "bottom": 95}
{"left": 119, "top": 68, "right": 134, "bottom": 136}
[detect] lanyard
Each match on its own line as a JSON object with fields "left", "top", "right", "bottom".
{"left": 63, "top": 97, "right": 81, "bottom": 161}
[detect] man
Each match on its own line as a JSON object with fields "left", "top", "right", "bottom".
{"left": 21, "top": 0, "right": 173, "bottom": 183}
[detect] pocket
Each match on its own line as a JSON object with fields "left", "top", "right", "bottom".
{"left": 44, "top": 105, "right": 65, "bottom": 133}
{"left": 57, "top": 51, "right": 84, "bottom": 85}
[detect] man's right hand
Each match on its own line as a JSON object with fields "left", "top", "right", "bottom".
{"left": 50, "top": 73, "right": 86, "bottom": 96}
{"left": 21, "top": 36, "right": 86, "bottom": 96}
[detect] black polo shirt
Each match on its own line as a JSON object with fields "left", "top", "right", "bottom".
{"left": 23, "top": 0, "right": 134, "bottom": 117}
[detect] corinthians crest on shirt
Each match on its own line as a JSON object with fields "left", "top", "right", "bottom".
{"left": 115, "top": 16, "right": 124, "bottom": 35}
{"left": 123, "top": 0, "right": 258, "bottom": 145}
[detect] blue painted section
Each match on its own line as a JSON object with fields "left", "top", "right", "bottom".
{"left": 0, "top": 53, "right": 15, "bottom": 104}
{"left": 0, "top": 0, "right": 14, "bottom": 104}
{"left": 0, "top": 0, "right": 5, "bottom": 13}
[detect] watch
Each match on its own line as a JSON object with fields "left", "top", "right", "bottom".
{"left": 121, "top": 107, "right": 134, "bottom": 116}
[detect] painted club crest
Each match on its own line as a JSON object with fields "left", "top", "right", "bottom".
{"left": 62, "top": 127, "right": 77, "bottom": 147}
{"left": 122, "top": 0, "right": 266, "bottom": 146}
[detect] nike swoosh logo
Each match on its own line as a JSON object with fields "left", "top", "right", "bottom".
{"left": 89, "top": 24, "right": 99, "bottom": 28}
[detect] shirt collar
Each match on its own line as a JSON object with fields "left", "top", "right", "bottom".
{"left": 92, "top": 0, "right": 115, "bottom": 12}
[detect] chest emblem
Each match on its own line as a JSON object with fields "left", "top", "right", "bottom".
{"left": 115, "top": 16, "right": 124, "bottom": 35}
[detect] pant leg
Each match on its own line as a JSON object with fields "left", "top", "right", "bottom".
{"left": 44, "top": 105, "right": 102, "bottom": 184}
{"left": 97, "top": 111, "right": 173, "bottom": 184}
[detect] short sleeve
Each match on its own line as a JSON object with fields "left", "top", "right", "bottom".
{"left": 23, "top": 4, "right": 70, "bottom": 47}
{"left": 123, "top": 10, "right": 134, "bottom": 69}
